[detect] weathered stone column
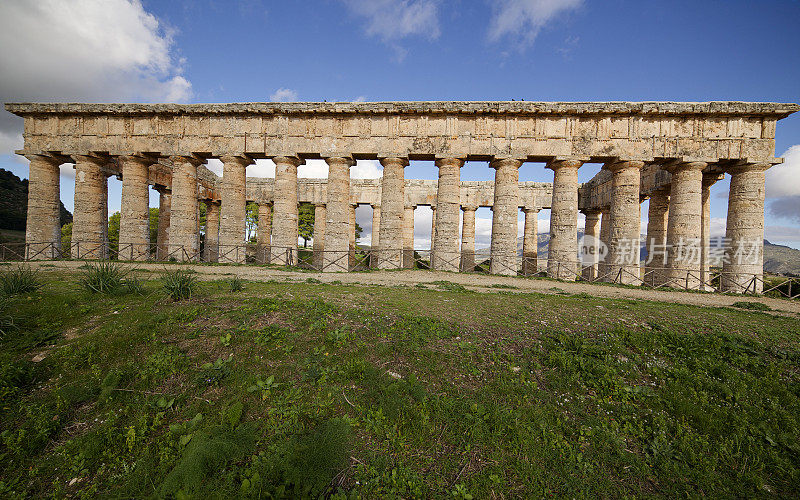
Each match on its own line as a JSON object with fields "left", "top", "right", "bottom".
{"left": 101, "top": 174, "right": 109, "bottom": 259}
{"left": 370, "top": 204, "right": 380, "bottom": 267}
{"left": 547, "top": 159, "right": 582, "bottom": 280}
{"left": 219, "top": 155, "right": 253, "bottom": 263}
{"left": 645, "top": 188, "right": 669, "bottom": 286}
{"left": 313, "top": 204, "right": 326, "bottom": 269}
{"left": 118, "top": 155, "right": 152, "bottom": 261}
{"left": 522, "top": 208, "right": 539, "bottom": 275}
{"left": 156, "top": 188, "right": 171, "bottom": 260}
{"left": 581, "top": 210, "right": 601, "bottom": 280}
{"left": 204, "top": 201, "right": 220, "bottom": 262}
{"left": 605, "top": 161, "right": 644, "bottom": 285}
{"left": 722, "top": 163, "right": 769, "bottom": 294}
{"left": 377, "top": 157, "right": 408, "bottom": 269}
{"left": 72, "top": 155, "right": 107, "bottom": 259}
{"left": 665, "top": 162, "right": 706, "bottom": 289}
{"left": 460, "top": 206, "right": 476, "bottom": 272}
{"left": 323, "top": 157, "right": 354, "bottom": 272}
{"left": 432, "top": 158, "right": 463, "bottom": 272}
{"left": 349, "top": 204, "right": 357, "bottom": 267}
{"left": 598, "top": 209, "right": 611, "bottom": 278}
{"left": 489, "top": 158, "right": 522, "bottom": 275}
{"left": 403, "top": 205, "right": 415, "bottom": 268}
{"left": 256, "top": 203, "right": 272, "bottom": 264}
{"left": 271, "top": 156, "right": 301, "bottom": 265}
{"left": 167, "top": 156, "right": 201, "bottom": 261}
{"left": 429, "top": 206, "right": 436, "bottom": 258}
{"left": 701, "top": 174, "right": 720, "bottom": 290}
{"left": 24, "top": 154, "right": 62, "bottom": 259}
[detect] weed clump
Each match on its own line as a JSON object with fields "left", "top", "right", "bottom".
{"left": 163, "top": 269, "right": 198, "bottom": 300}
{"left": 228, "top": 276, "right": 244, "bottom": 292}
{"left": 79, "top": 261, "right": 128, "bottom": 294}
{"left": 731, "top": 301, "right": 771, "bottom": 311}
{"left": 0, "top": 265, "right": 43, "bottom": 295}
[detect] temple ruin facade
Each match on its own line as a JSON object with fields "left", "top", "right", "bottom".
{"left": 6, "top": 101, "right": 798, "bottom": 293}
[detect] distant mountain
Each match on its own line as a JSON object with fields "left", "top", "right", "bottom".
{"left": 0, "top": 168, "right": 72, "bottom": 234}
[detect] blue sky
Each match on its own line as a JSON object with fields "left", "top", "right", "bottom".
{"left": 0, "top": 0, "right": 798, "bottom": 249}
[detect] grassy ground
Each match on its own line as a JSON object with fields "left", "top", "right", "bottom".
{"left": 1, "top": 267, "right": 799, "bottom": 498}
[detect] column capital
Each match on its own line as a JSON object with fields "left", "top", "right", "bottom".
{"left": 24, "top": 153, "right": 64, "bottom": 165}
{"left": 546, "top": 156, "right": 588, "bottom": 171}
{"left": 371, "top": 203, "right": 381, "bottom": 209}
{"left": 434, "top": 157, "right": 465, "bottom": 168}
{"left": 72, "top": 154, "right": 109, "bottom": 166}
{"left": 603, "top": 160, "right": 645, "bottom": 172}
{"left": 665, "top": 161, "right": 707, "bottom": 173}
{"left": 581, "top": 208, "right": 601, "bottom": 217}
{"left": 702, "top": 172, "right": 724, "bottom": 188}
{"left": 379, "top": 157, "right": 409, "bottom": 167}
{"left": 271, "top": 155, "right": 302, "bottom": 167}
{"left": 168, "top": 155, "right": 204, "bottom": 167}
{"left": 724, "top": 162, "right": 772, "bottom": 175}
{"left": 523, "top": 207, "right": 540, "bottom": 214}
{"left": 490, "top": 157, "right": 523, "bottom": 170}
{"left": 324, "top": 156, "right": 355, "bottom": 167}
{"left": 314, "top": 202, "right": 327, "bottom": 208}
{"left": 461, "top": 204, "right": 478, "bottom": 212}
{"left": 219, "top": 154, "right": 255, "bottom": 167}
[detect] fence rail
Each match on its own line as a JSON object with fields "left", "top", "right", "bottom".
{"left": 7, "top": 241, "right": 799, "bottom": 298}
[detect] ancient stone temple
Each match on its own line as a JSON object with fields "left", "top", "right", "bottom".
{"left": 7, "top": 101, "right": 798, "bottom": 293}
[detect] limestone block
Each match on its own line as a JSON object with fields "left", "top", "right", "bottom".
{"left": 72, "top": 156, "right": 107, "bottom": 259}
{"left": 118, "top": 156, "right": 152, "bottom": 261}
{"left": 271, "top": 156, "right": 301, "bottom": 265}
{"left": 547, "top": 160, "right": 582, "bottom": 280}
{"left": 378, "top": 158, "right": 408, "bottom": 269}
{"left": 219, "top": 155, "right": 253, "bottom": 263}
{"left": 323, "top": 157, "right": 354, "bottom": 272}
{"left": 433, "top": 158, "right": 463, "bottom": 271}
{"left": 665, "top": 162, "right": 705, "bottom": 289}
{"left": 461, "top": 206, "right": 477, "bottom": 272}
{"left": 606, "top": 161, "right": 644, "bottom": 285}
{"left": 167, "top": 156, "right": 200, "bottom": 261}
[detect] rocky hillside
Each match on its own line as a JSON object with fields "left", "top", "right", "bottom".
{"left": 0, "top": 168, "right": 72, "bottom": 233}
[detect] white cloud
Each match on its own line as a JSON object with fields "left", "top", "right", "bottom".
{"left": 766, "top": 145, "right": 800, "bottom": 199}
{"left": 766, "top": 145, "right": 800, "bottom": 223}
{"left": 341, "top": 0, "right": 440, "bottom": 43}
{"left": 269, "top": 88, "right": 298, "bottom": 102}
{"left": 0, "top": 0, "right": 191, "bottom": 154}
{"left": 765, "top": 225, "right": 800, "bottom": 244}
{"left": 488, "top": 0, "right": 583, "bottom": 48}
{"left": 351, "top": 160, "right": 382, "bottom": 178}
{"left": 299, "top": 160, "right": 328, "bottom": 178}
{"left": 247, "top": 159, "right": 275, "bottom": 178}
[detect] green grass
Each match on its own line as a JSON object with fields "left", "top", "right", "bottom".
{"left": 0, "top": 269, "right": 799, "bottom": 498}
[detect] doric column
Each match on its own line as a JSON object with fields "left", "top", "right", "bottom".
{"left": 24, "top": 154, "right": 62, "bottom": 260}
{"left": 256, "top": 203, "right": 272, "bottom": 264}
{"left": 349, "top": 204, "right": 357, "bottom": 267}
{"left": 581, "top": 210, "right": 601, "bottom": 280}
{"left": 430, "top": 206, "right": 436, "bottom": 259}
{"left": 101, "top": 174, "right": 109, "bottom": 259}
{"left": 433, "top": 160, "right": 465, "bottom": 271}
{"left": 665, "top": 162, "right": 706, "bottom": 289}
{"left": 72, "top": 155, "right": 107, "bottom": 259}
{"left": 645, "top": 188, "right": 670, "bottom": 286}
{"left": 403, "top": 205, "right": 415, "bottom": 268}
{"left": 522, "top": 208, "right": 539, "bottom": 275}
{"left": 271, "top": 156, "right": 302, "bottom": 265}
{"left": 489, "top": 158, "right": 522, "bottom": 275}
{"left": 312, "top": 204, "right": 326, "bottom": 269}
{"left": 204, "top": 201, "right": 220, "bottom": 262}
{"left": 598, "top": 208, "right": 611, "bottom": 278}
{"left": 605, "top": 160, "right": 644, "bottom": 285}
{"left": 323, "top": 156, "right": 354, "bottom": 272}
{"left": 701, "top": 174, "right": 720, "bottom": 290}
{"left": 156, "top": 188, "right": 171, "bottom": 260}
{"left": 370, "top": 204, "right": 380, "bottom": 268}
{"left": 219, "top": 155, "right": 253, "bottom": 263}
{"left": 167, "top": 156, "right": 201, "bottom": 261}
{"left": 377, "top": 157, "right": 408, "bottom": 269}
{"left": 547, "top": 159, "right": 583, "bottom": 280}
{"left": 118, "top": 155, "right": 152, "bottom": 261}
{"left": 722, "top": 163, "right": 769, "bottom": 294}
{"left": 460, "top": 205, "right": 476, "bottom": 272}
